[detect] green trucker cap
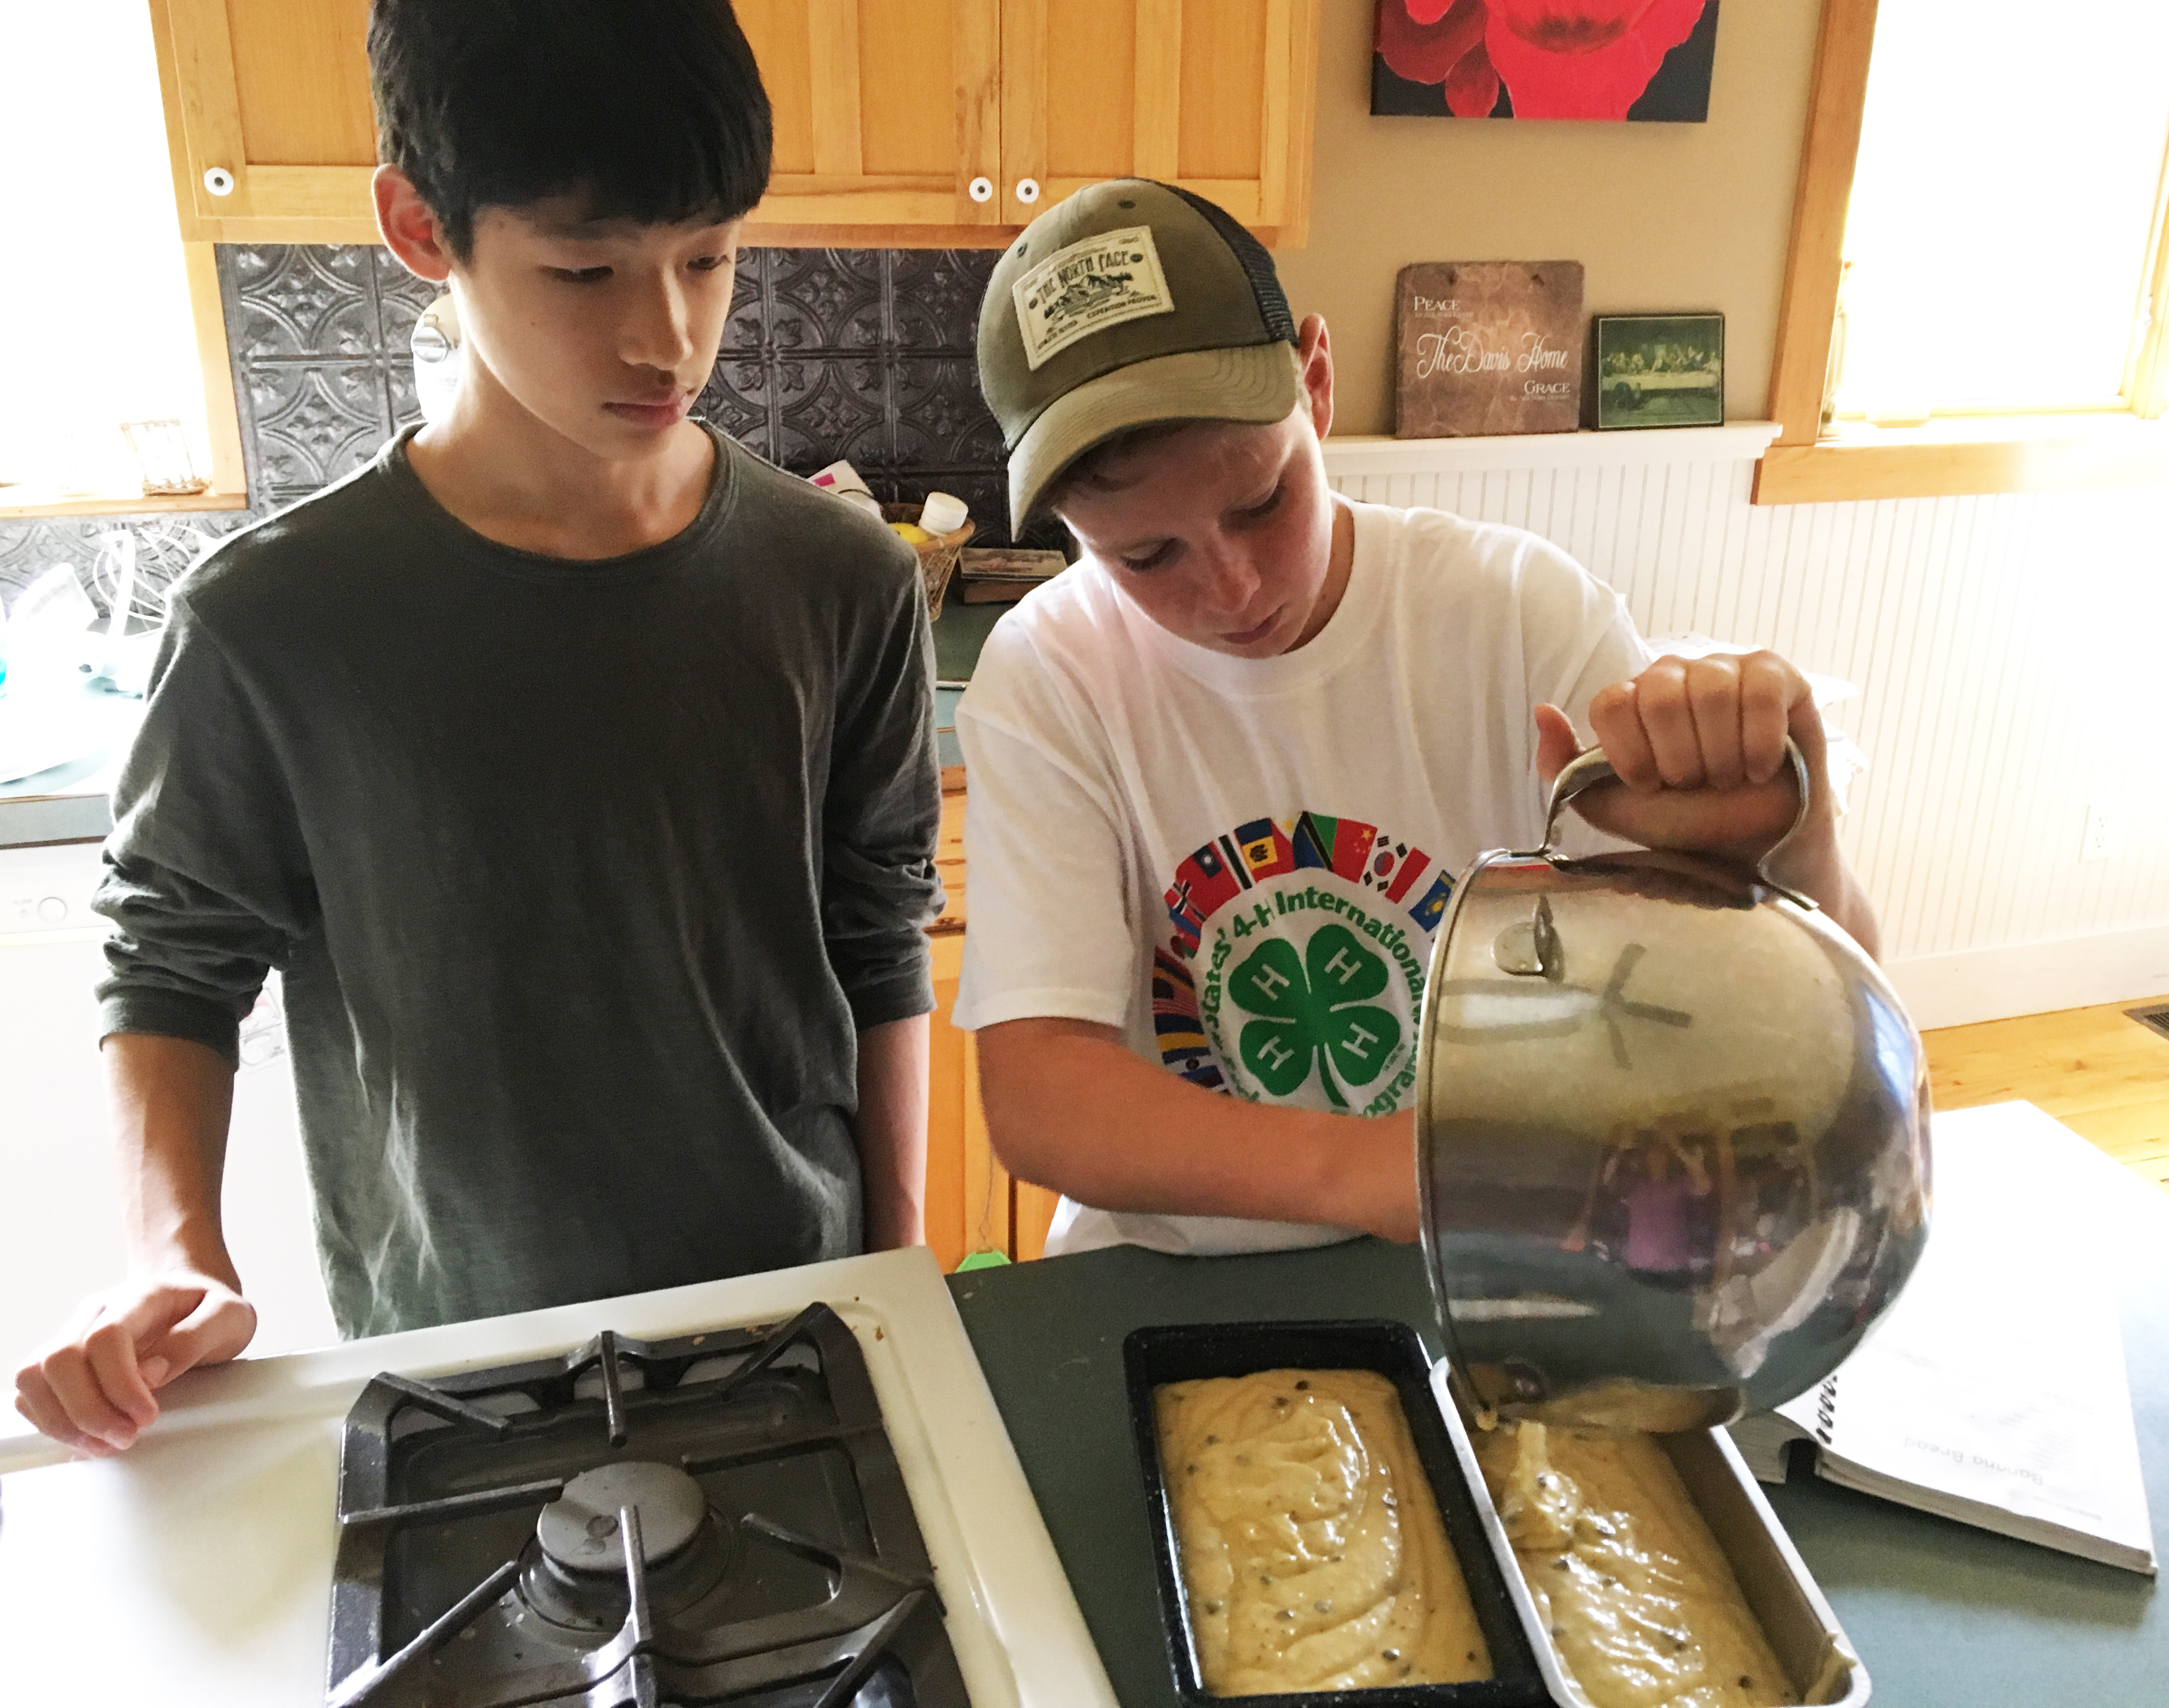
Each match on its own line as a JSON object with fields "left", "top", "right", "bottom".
{"left": 977, "top": 178, "right": 1303, "bottom": 531}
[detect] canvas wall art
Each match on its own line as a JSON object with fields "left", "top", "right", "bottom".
{"left": 1373, "top": 1, "right": 1720, "bottom": 122}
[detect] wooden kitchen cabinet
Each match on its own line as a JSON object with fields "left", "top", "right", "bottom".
{"left": 149, "top": 0, "right": 381, "bottom": 243}
{"left": 734, "top": 0, "right": 1005, "bottom": 241}
{"left": 1000, "top": 0, "right": 1319, "bottom": 243}
{"left": 924, "top": 787, "right": 1062, "bottom": 1270}
{"left": 925, "top": 929, "right": 1007, "bottom": 1272}
{"left": 145, "top": 0, "right": 1317, "bottom": 247}
{"left": 926, "top": 935, "right": 1065, "bottom": 1270}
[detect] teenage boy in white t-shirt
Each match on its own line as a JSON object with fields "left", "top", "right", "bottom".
{"left": 953, "top": 180, "right": 1879, "bottom": 1260}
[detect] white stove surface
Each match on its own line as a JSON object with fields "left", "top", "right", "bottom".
{"left": 0, "top": 1246, "right": 1116, "bottom": 1706}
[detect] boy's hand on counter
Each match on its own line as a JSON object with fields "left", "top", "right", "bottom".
{"left": 1534, "top": 649, "right": 1830, "bottom": 865}
{"left": 13, "top": 1270, "right": 256, "bottom": 1456}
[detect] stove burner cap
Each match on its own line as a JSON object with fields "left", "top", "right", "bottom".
{"left": 536, "top": 1462, "right": 706, "bottom": 1573}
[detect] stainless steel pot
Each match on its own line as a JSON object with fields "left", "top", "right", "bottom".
{"left": 1414, "top": 745, "right": 1931, "bottom": 1432}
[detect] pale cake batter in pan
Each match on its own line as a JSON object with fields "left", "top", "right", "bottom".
{"left": 1154, "top": 1369, "right": 1493, "bottom": 1695}
{"left": 1472, "top": 1423, "right": 1790, "bottom": 1708}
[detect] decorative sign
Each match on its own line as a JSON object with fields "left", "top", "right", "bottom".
{"left": 1394, "top": 261, "right": 1583, "bottom": 438}
{"left": 1372, "top": 0, "right": 1720, "bottom": 122}
{"left": 1593, "top": 313, "right": 1725, "bottom": 429}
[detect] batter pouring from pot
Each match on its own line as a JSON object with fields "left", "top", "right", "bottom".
{"left": 953, "top": 178, "right": 1880, "bottom": 1258}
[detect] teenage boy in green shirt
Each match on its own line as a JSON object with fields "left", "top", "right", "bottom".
{"left": 953, "top": 180, "right": 1879, "bottom": 1259}
{"left": 16, "top": 0, "right": 942, "bottom": 1457}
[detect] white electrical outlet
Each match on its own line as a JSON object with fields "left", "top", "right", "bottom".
{"left": 2080, "top": 800, "right": 2118, "bottom": 863}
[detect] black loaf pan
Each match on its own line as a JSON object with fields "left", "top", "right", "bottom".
{"left": 1123, "top": 1319, "right": 1553, "bottom": 1708}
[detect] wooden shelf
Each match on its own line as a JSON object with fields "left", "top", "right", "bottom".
{"left": 0, "top": 486, "right": 247, "bottom": 521}
{"left": 1321, "top": 422, "right": 1782, "bottom": 479}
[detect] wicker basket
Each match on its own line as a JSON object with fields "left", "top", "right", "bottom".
{"left": 882, "top": 502, "right": 975, "bottom": 619}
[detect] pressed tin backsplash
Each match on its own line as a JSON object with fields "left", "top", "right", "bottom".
{"left": 0, "top": 243, "right": 1015, "bottom": 610}
{"left": 7, "top": 251, "right": 2166, "bottom": 1028}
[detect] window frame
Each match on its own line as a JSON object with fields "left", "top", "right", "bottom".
{"left": 1754, "top": 0, "right": 2169, "bottom": 506}
{"left": 0, "top": 0, "right": 251, "bottom": 521}
{"left": 0, "top": 243, "right": 249, "bottom": 522}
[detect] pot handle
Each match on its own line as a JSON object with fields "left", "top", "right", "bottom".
{"left": 1542, "top": 738, "right": 1816, "bottom": 889}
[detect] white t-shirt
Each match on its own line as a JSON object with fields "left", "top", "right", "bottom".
{"left": 952, "top": 499, "right": 1651, "bottom": 1257}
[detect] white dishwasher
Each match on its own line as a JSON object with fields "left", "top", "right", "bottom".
{"left": 0, "top": 840, "right": 336, "bottom": 1378}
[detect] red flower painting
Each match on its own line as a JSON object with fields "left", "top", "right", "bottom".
{"left": 1375, "top": 0, "right": 1716, "bottom": 122}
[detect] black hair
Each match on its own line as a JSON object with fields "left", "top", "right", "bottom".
{"left": 369, "top": 0, "right": 773, "bottom": 258}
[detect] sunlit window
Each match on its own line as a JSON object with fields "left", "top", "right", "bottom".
{"left": 0, "top": 0, "right": 207, "bottom": 498}
{"left": 1832, "top": 5, "right": 2169, "bottom": 423}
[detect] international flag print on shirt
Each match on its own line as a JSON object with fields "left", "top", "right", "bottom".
{"left": 1153, "top": 808, "right": 1456, "bottom": 1084}
{"left": 1289, "top": 812, "right": 1377, "bottom": 882}
{"left": 1150, "top": 948, "right": 1224, "bottom": 1090}
{"left": 1363, "top": 838, "right": 1433, "bottom": 903}
{"left": 1407, "top": 871, "right": 1454, "bottom": 932}
{"left": 1234, "top": 818, "right": 1296, "bottom": 883}
{"left": 1169, "top": 813, "right": 1446, "bottom": 950}
{"left": 1163, "top": 836, "right": 1250, "bottom": 949}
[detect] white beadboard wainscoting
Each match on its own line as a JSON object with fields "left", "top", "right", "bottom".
{"left": 1321, "top": 428, "right": 2169, "bottom": 1029}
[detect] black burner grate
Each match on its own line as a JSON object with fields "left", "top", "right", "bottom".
{"left": 325, "top": 1305, "right": 967, "bottom": 1707}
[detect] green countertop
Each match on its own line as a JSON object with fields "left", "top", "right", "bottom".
{"left": 946, "top": 1227, "right": 2167, "bottom": 1707}
{"left": 931, "top": 598, "right": 1009, "bottom": 774}
{"left": 931, "top": 598, "right": 1007, "bottom": 686}
{"left": 946, "top": 1239, "right": 1441, "bottom": 1706}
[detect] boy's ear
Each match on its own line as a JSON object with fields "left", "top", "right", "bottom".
{"left": 373, "top": 166, "right": 455, "bottom": 284}
{"left": 1297, "top": 313, "right": 1334, "bottom": 441}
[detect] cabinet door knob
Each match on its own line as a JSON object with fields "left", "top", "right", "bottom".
{"left": 203, "top": 166, "right": 236, "bottom": 196}
{"left": 1015, "top": 178, "right": 1040, "bottom": 206}
{"left": 967, "top": 176, "right": 994, "bottom": 204}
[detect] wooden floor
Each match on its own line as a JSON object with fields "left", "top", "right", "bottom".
{"left": 1922, "top": 995, "right": 2169, "bottom": 1191}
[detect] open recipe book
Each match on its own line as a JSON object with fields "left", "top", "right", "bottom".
{"left": 1728, "top": 1103, "right": 2157, "bottom": 1575}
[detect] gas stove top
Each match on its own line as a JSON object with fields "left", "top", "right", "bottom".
{"left": 326, "top": 1305, "right": 962, "bottom": 1706}
{"left": 0, "top": 1247, "right": 1116, "bottom": 1708}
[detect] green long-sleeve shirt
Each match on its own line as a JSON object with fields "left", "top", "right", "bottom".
{"left": 94, "top": 426, "right": 942, "bottom": 1338}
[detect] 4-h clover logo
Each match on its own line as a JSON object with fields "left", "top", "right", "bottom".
{"left": 1229, "top": 925, "right": 1403, "bottom": 1107}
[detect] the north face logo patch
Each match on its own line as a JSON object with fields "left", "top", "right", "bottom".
{"left": 1011, "top": 226, "right": 1176, "bottom": 369}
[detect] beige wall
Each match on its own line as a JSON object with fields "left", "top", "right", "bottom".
{"left": 1276, "top": 0, "right": 1822, "bottom": 435}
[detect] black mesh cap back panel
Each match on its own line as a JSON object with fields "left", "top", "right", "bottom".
{"left": 1161, "top": 182, "right": 1298, "bottom": 345}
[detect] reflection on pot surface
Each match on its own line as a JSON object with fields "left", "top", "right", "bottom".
{"left": 1417, "top": 780, "right": 1931, "bottom": 1433}
{"left": 1427, "top": 936, "right": 1693, "bottom": 1068}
